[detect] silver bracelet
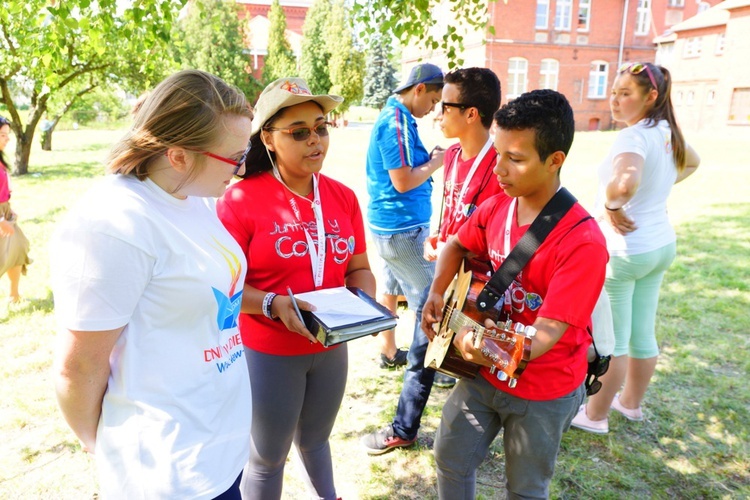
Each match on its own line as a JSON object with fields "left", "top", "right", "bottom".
{"left": 262, "top": 292, "right": 277, "bottom": 320}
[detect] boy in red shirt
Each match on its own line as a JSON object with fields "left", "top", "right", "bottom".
{"left": 421, "top": 89, "right": 608, "bottom": 498}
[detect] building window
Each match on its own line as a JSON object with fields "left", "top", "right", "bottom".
{"left": 668, "top": 0, "right": 684, "bottom": 6}
{"left": 536, "top": 0, "right": 550, "bottom": 29}
{"left": 540, "top": 59, "right": 559, "bottom": 90}
{"left": 508, "top": 58, "right": 528, "bottom": 98}
{"left": 728, "top": 88, "right": 750, "bottom": 125}
{"left": 635, "top": 0, "right": 651, "bottom": 35}
{"left": 555, "top": 0, "right": 572, "bottom": 31}
{"left": 686, "top": 91, "right": 695, "bottom": 106}
{"left": 578, "top": 0, "right": 591, "bottom": 31}
{"left": 715, "top": 33, "right": 726, "bottom": 55}
{"left": 684, "top": 37, "right": 702, "bottom": 58}
{"left": 706, "top": 90, "right": 715, "bottom": 106}
{"left": 588, "top": 61, "right": 608, "bottom": 99}
{"left": 698, "top": 1, "right": 710, "bottom": 13}
{"left": 674, "top": 91, "right": 683, "bottom": 105}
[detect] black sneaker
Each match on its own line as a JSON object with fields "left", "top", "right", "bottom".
{"left": 379, "top": 348, "right": 408, "bottom": 369}
{"left": 433, "top": 372, "right": 457, "bottom": 388}
{"left": 360, "top": 425, "right": 416, "bottom": 455}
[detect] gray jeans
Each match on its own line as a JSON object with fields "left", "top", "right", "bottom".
{"left": 434, "top": 376, "right": 585, "bottom": 499}
{"left": 240, "top": 345, "right": 348, "bottom": 500}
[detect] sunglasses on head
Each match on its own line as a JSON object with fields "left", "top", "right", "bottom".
{"left": 265, "top": 121, "right": 331, "bottom": 142}
{"left": 619, "top": 62, "right": 658, "bottom": 90}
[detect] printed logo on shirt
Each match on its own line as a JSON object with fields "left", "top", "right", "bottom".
{"left": 488, "top": 252, "right": 545, "bottom": 315}
{"left": 270, "top": 218, "right": 354, "bottom": 264}
{"left": 210, "top": 238, "right": 243, "bottom": 331}
{"left": 205, "top": 238, "right": 245, "bottom": 374}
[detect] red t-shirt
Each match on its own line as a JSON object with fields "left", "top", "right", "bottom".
{"left": 457, "top": 193, "right": 608, "bottom": 400}
{"left": 437, "top": 143, "right": 504, "bottom": 243}
{"left": 217, "top": 172, "right": 367, "bottom": 355}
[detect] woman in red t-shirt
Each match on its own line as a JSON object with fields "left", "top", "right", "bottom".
{"left": 217, "top": 78, "right": 376, "bottom": 500}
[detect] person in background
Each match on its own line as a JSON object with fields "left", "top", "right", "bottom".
{"left": 0, "top": 116, "right": 31, "bottom": 307}
{"left": 217, "top": 77, "right": 375, "bottom": 500}
{"left": 360, "top": 63, "right": 451, "bottom": 455}
{"left": 51, "top": 69, "right": 253, "bottom": 499}
{"left": 366, "top": 63, "right": 446, "bottom": 373}
{"left": 424, "top": 67, "right": 506, "bottom": 277}
{"left": 361, "top": 67, "right": 505, "bottom": 456}
{"left": 422, "top": 89, "right": 607, "bottom": 498}
{"left": 571, "top": 62, "right": 700, "bottom": 434}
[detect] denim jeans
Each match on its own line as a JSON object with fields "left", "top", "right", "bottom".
{"left": 371, "top": 226, "right": 436, "bottom": 440}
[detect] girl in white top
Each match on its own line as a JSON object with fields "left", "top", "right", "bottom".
{"left": 51, "top": 70, "right": 254, "bottom": 499}
{"left": 572, "top": 62, "right": 700, "bottom": 434}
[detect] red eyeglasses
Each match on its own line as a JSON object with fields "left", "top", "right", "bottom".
{"left": 618, "top": 62, "right": 658, "bottom": 90}
{"left": 201, "top": 143, "right": 251, "bottom": 176}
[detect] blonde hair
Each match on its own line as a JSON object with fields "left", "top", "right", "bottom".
{"left": 108, "top": 70, "right": 253, "bottom": 184}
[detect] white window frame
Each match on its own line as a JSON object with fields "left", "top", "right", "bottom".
{"left": 715, "top": 33, "right": 726, "bottom": 55}
{"left": 536, "top": 0, "right": 550, "bottom": 29}
{"left": 555, "top": 0, "right": 572, "bottom": 31}
{"left": 588, "top": 61, "right": 608, "bottom": 99}
{"left": 635, "top": 0, "right": 651, "bottom": 36}
{"left": 686, "top": 90, "right": 695, "bottom": 106}
{"left": 578, "top": 0, "right": 592, "bottom": 32}
{"left": 668, "top": 0, "right": 684, "bottom": 7}
{"left": 706, "top": 89, "right": 715, "bottom": 106}
{"left": 683, "top": 36, "right": 702, "bottom": 58}
{"left": 540, "top": 59, "right": 559, "bottom": 90}
{"left": 508, "top": 58, "right": 528, "bottom": 99}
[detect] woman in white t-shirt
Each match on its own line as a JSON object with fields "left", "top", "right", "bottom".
{"left": 52, "top": 70, "right": 254, "bottom": 499}
{"left": 572, "top": 62, "right": 700, "bottom": 434}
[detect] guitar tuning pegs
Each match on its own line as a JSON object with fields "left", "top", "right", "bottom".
{"left": 524, "top": 325, "right": 537, "bottom": 338}
{"left": 497, "top": 371, "right": 508, "bottom": 382}
{"left": 508, "top": 378, "right": 518, "bottom": 389}
{"left": 504, "top": 319, "right": 513, "bottom": 330}
{"left": 514, "top": 323, "right": 525, "bottom": 333}
{"left": 489, "top": 366, "right": 496, "bottom": 374}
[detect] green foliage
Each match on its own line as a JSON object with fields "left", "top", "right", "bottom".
{"left": 326, "top": 0, "right": 365, "bottom": 115}
{"left": 352, "top": 0, "right": 496, "bottom": 69}
{"left": 263, "top": 0, "right": 298, "bottom": 84}
{"left": 299, "top": 0, "right": 333, "bottom": 95}
{"left": 362, "top": 34, "right": 397, "bottom": 109}
{"left": 0, "top": 0, "right": 186, "bottom": 174}
{"left": 172, "top": 0, "right": 262, "bottom": 101}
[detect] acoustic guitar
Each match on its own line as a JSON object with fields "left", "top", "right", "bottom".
{"left": 424, "top": 262, "right": 536, "bottom": 389}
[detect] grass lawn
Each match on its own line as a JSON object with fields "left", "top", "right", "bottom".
{"left": 0, "top": 121, "right": 748, "bottom": 499}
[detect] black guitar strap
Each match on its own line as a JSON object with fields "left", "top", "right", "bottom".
{"left": 476, "top": 187, "right": 578, "bottom": 312}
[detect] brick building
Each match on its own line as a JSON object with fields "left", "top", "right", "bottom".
{"left": 405, "top": 0, "right": 722, "bottom": 130}
{"left": 655, "top": 0, "right": 750, "bottom": 131}
{"left": 237, "top": 0, "right": 311, "bottom": 80}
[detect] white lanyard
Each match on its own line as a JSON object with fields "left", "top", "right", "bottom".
{"left": 448, "top": 138, "right": 494, "bottom": 217}
{"left": 272, "top": 168, "right": 326, "bottom": 288}
{"left": 503, "top": 198, "right": 517, "bottom": 259}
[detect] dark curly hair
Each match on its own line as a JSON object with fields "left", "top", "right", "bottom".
{"left": 494, "top": 89, "right": 575, "bottom": 162}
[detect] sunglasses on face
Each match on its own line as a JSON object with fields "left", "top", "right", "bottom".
{"left": 440, "top": 102, "right": 470, "bottom": 113}
{"left": 618, "top": 62, "right": 658, "bottom": 90}
{"left": 265, "top": 121, "right": 331, "bottom": 142}
{"left": 201, "top": 142, "right": 252, "bottom": 176}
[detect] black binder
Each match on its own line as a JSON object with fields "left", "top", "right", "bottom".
{"left": 298, "top": 287, "right": 398, "bottom": 347}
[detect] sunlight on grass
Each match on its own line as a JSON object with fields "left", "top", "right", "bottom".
{"left": 1, "top": 125, "right": 748, "bottom": 499}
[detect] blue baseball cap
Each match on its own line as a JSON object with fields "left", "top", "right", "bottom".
{"left": 394, "top": 63, "right": 444, "bottom": 93}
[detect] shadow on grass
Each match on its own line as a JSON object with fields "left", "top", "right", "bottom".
{"left": 38, "top": 161, "right": 104, "bottom": 180}
{"left": 553, "top": 203, "right": 750, "bottom": 498}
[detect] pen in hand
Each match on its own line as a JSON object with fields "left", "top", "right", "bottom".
{"left": 286, "top": 286, "right": 305, "bottom": 324}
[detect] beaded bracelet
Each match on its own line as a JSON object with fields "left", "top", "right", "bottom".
{"left": 262, "top": 292, "right": 277, "bottom": 320}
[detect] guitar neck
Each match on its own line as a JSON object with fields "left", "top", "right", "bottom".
{"left": 448, "top": 309, "right": 482, "bottom": 336}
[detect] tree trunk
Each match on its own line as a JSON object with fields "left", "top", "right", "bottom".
{"left": 13, "top": 132, "right": 33, "bottom": 176}
{"left": 41, "top": 128, "right": 53, "bottom": 151}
